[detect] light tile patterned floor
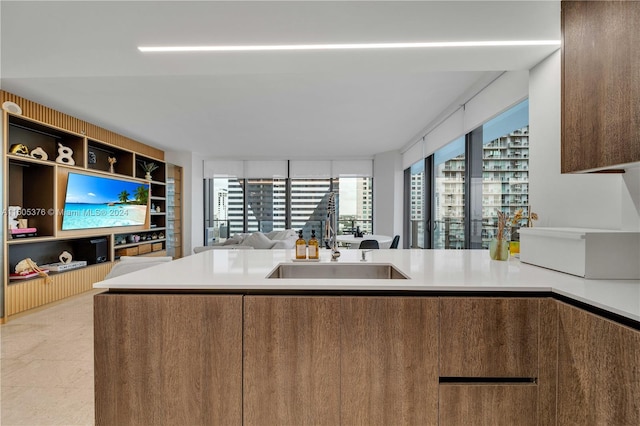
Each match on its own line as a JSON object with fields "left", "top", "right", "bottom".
{"left": 1, "top": 290, "right": 102, "bottom": 425}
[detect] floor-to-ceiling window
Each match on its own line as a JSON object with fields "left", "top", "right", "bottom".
{"left": 407, "top": 160, "right": 426, "bottom": 248}
{"left": 433, "top": 136, "right": 466, "bottom": 249}
{"left": 405, "top": 99, "right": 529, "bottom": 250}
{"left": 204, "top": 177, "right": 245, "bottom": 243}
{"left": 336, "top": 177, "right": 373, "bottom": 235}
{"left": 204, "top": 160, "right": 373, "bottom": 244}
{"left": 480, "top": 100, "right": 530, "bottom": 247}
{"left": 246, "top": 178, "right": 287, "bottom": 233}
{"left": 290, "top": 178, "right": 332, "bottom": 240}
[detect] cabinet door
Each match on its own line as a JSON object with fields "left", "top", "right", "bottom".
{"left": 439, "top": 384, "right": 538, "bottom": 426}
{"left": 557, "top": 302, "right": 640, "bottom": 425}
{"left": 341, "top": 297, "right": 439, "bottom": 425}
{"left": 94, "top": 294, "right": 243, "bottom": 426}
{"left": 243, "top": 296, "right": 341, "bottom": 426}
{"left": 561, "top": 1, "right": 640, "bottom": 172}
{"left": 440, "top": 298, "right": 539, "bottom": 377}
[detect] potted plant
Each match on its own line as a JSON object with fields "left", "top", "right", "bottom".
{"left": 490, "top": 209, "right": 524, "bottom": 261}
{"left": 140, "top": 161, "right": 159, "bottom": 180}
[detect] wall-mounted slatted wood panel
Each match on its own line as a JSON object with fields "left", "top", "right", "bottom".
{"left": 6, "top": 262, "right": 112, "bottom": 316}
{"left": 1, "top": 91, "right": 164, "bottom": 160}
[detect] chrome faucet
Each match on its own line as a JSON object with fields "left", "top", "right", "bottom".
{"left": 361, "top": 249, "right": 373, "bottom": 261}
{"left": 325, "top": 192, "right": 340, "bottom": 261}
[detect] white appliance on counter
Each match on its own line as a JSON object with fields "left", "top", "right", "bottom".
{"left": 519, "top": 227, "right": 640, "bottom": 279}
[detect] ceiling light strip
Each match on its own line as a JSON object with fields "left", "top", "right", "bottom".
{"left": 138, "top": 40, "right": 561, "bottom": 53}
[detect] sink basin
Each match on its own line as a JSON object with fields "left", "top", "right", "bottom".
{"left": 266, "top": 262, "right": 409, "bottom": 279}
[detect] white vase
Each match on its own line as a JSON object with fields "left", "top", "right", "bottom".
{"left": 145, "top": 172, "right": 152, "bottom": 180}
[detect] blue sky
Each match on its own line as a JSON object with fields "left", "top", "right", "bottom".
{"left": 65, "top": 173, "right": 148, "bottom": 204}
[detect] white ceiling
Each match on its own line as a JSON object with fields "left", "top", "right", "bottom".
{"left": 0, "top": 1, "right": 560, "bottom": 160}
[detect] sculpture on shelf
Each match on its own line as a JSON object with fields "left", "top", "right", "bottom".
{"left": 30, "top": 147, "right": 48, "bottom": 161}
{"left": 8, "top": 205, "right": 21, "bottom": 229}
{"left": 140, "top": 161, "right": 159, "bottom": 180}
{"left": 88, "top": 151, "right": 97, "bottom": 164}
{"left": 9, "top": 143, "right": 29, "bottom": 156}
{"left": 15, "top": 258, "right": 51, "bottom": 284}
{"left": 55, "top": 143, "right": 75, "bottom": 165}
{"left": 108, "top": 156, "right": 117, "bottom": 173}
{"left": 59, "top": 251, "right": 73, "bottom": 264}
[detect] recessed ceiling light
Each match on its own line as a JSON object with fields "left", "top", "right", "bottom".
{"left": 138, "top": 40, "right": 561, "bottom": 53}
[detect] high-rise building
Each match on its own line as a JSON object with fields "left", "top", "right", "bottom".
{"left": 436, "top": 126, "right": 530, "bottom": 249}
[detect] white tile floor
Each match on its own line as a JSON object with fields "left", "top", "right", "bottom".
{"left": 1, "top": 290, "right": 102, "bottom": 425}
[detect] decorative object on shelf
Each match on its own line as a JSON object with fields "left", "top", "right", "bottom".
{"left": 59, "top": 251, "right": 73, "bottom": 264}
{"left": 490, "top": 209, "right": 523, "bottom": 261}
{"left": 14, "top": 258, "right": 51, "bottom": 284}
{"left": 17, "top": 218, "right": 28, "bottom": 229}
{"left": 140, "top": 161, "right": 159, "bottom": 180}
{"left": 9, "top": 143, "right": 29, "bottom": 156}
{"left": 55, "top": 143, "right": 75, "bottom": 165}
{"left": 30, "top": 147, "right": 48, "bottom": 161}
{"left": 155, "top": 205, "right": 161, "bottom": 213}
{"left": 88, "top": 151, "right": 97, "bottom": 164}
{"left": 526, "top": 207, "right": 539, "bottom": 228}
{"left": 8, "top": 205, "right": 21, "bottom": 229}
{"left": 158, "top": 232, "right": 165, "bottom": 239}
{"left": 2, "top": 100, "right": 23, "bottom": 115}
{"left": 10, "top": 228, "right": 37, "bottom": 239}
{"left": 152, "top": 233, "right": 158, "bottom": 240}
{"left": 108, "top": 156, "right": 117, "bottom": 173}
{"left": 127, "top": 235, "right": 135, "bottom": 244}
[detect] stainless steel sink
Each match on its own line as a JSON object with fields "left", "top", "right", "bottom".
{"left": 266, "top": 262, "right": 409, "bottom": 279}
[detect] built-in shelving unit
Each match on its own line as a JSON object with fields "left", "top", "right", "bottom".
{"left": 2, "top": 90, "right": 176, "bottom": 319}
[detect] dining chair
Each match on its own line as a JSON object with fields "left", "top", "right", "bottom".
{"left": 390, "top": 235, "right": 400, "bottom": 249}
{"left": 358, "top": 239, "right": 379, "bottom": 249}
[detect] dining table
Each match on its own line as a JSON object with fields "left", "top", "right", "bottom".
{"left": 335, "top": 234, "right": 394, "bottom": 249}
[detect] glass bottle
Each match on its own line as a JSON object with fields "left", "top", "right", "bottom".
{"left": 295, "top": 229, "right": 307, "bottom": 259}
{"left": 308, "top": 229, "right": 319, "bottom": 259}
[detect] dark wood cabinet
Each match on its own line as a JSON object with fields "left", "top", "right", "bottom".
{"left": 561, "top": 1, "right": 640, "bottom": 172}
{"left": 244, "top": 296, "right": 440, "bottom": 426}
{"left": 243, "top": 296, "right": 341, "bottom": 426}
{"left": 341, "top": 297, "right": 439, "bottom": 425}
{"left": 94, "top": 294, "right": 243, "bottom": 426}
{"left": 557, "top": 302, "right": 640, "bottom": 425}
{"left": 439, "top": 298, "right": 540, "bottom": 378}
{"left": 439, "top": 384, "right": 538, "bottom": 426}
{"left": 93, "top": 293, "right": 639, "bottom": 425}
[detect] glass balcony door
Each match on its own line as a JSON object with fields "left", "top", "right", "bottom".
{"left": 433, "top": 136, "right": 466, "bottom": 249}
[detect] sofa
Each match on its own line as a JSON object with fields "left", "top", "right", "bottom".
{"left": 195, "top": 230, "right": 298, "bottom": 252}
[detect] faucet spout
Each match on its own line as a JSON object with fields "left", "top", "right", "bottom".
{"left": 361, "top": 249, "right": 373, "bottom": 261}
{"left": 326, "top": 192, "right": 340, "bottom": 261}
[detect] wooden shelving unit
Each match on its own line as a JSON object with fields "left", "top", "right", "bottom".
{"left": 1, "top": 90, "right": 178, "bottom": 319}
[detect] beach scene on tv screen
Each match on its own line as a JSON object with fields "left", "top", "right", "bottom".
{"left": 62, "top": 173, "right": 148, "bottom": 230}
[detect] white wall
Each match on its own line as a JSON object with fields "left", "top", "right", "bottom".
{"left": 529, "top": 50, "right": 640, "bottom": 230}
{"left": 373, "top": 150, "right": 403, "bottom": 238}
{"left": 165, "top": 151, "right": 206, "bottom": 255}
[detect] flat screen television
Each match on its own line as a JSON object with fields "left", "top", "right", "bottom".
{"left": 61, "top": 172, "right": 149, "bottom": 230}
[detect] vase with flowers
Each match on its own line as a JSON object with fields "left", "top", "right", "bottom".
{"left": 490, "top": 209, "right": 524, "bottom": 261}
{"left": 140, "top": 161, "right": 159, "bottom": 181}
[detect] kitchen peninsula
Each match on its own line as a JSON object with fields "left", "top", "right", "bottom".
{"left": 93, "top": 249, "right": 640, "bottom": 425}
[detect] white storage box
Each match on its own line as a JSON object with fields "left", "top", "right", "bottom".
{"left": 519, "top": 227, "right": 640, "bottom": 279}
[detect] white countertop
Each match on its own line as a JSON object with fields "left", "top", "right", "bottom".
{"left": 94, "top": 249, "right": 640, "bottom": 322}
